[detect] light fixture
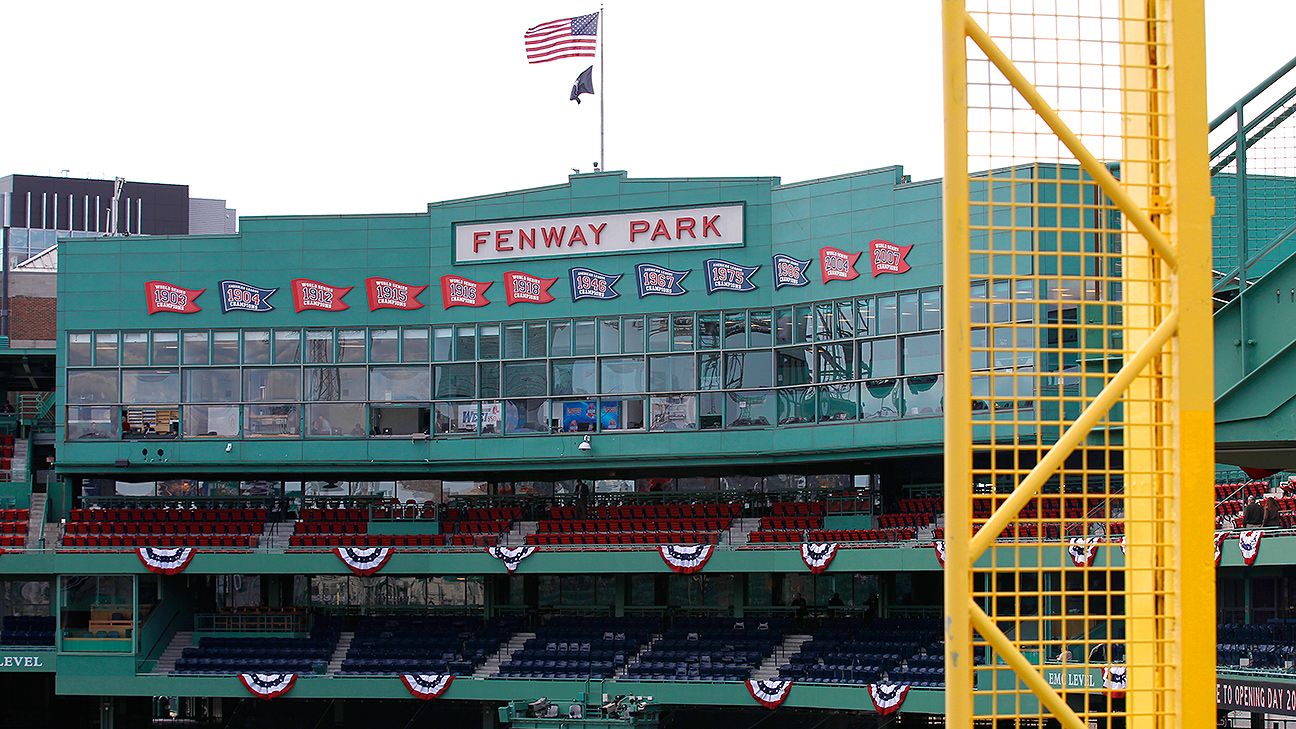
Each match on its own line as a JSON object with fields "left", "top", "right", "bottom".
{"left": 578, "top": 435, "right": 592, "bottom": 452}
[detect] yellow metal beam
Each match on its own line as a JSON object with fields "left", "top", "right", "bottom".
{"left": 969, "top": 603, "right": 1086, "bottom": 729}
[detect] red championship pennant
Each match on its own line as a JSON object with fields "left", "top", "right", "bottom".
{"left": 145, "top": 281, "right": 204, "bottom": 314}
{"left": 441, "top": 275, "right": 492, "bottom": 309}
{"left": 869, "top": 239, "right": 913, "bottom": 276}
{"left": 292, "top": 278, "right": 352, "bottom": 312}
{"left": 503, "top": 271, "right": 558, "bottom": 305}
{"left": 366, "top": 277, "right": 426, "bottom": 311}
{"left": 820, "top": 247, "right": 861, "bottom": 283}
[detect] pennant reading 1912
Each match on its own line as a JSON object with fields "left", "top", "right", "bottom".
{"left": 292, "top": 278, "right": 352, "bottom": 312}
{"left": 772, "top": 254, "right": 811, "bottom": 289}
{"left": 869, "top": 239, "right": 913, "bottom": 277}
{"left": 366, "top": 277, "right": 426, "bottom": 311}
{"left": 441, "top": 275, "right": 492, "bottom": 309}
{"left": 220, "top": 280, "right": 277, "bottom": 313}
{"left": 146, "top": 281, "right": 204, "bottom": 314}
{"left": 503, "top": 271, "right": 558, "bottom": 305}
{"left": 704, "top": 259, "right": 759, "bottom": 294}
{"left": 820, "top": 247, "right": 861, "bottom": 283}
{"left": 570, "top": 267, "right": 621, "bottom": 301}
{"left": 635, "top": 263, "right": 689, "bottom": 297}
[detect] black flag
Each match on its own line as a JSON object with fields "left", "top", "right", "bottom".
{"left": 570, "top": 65, "right": 595, "bottom": 104}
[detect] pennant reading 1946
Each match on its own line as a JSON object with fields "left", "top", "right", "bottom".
{"left": 636, "top": 263, "right": 689, "bottom": 297}
{"left": 366, "top": 277, "right": 426, "bottom": 311}
{"left": 292, "top": 279, "right": 352, "bottom": 312}
{"left": 570, "top": 267, "right": 621, "bottom": 301}
{"left": 441, "top": 275, "right": 492, "bottom": 309}
{"left": 503, "top": 271, "right": 558, "bottom": 305}
{"left": 704, "top": 259, "right": 759, "bottom": 294}
{"left": 146, "top": 281, "right": 204, "bottom": 314}
{"left": 220, "top": 280, "right": 277, "bottom": 313}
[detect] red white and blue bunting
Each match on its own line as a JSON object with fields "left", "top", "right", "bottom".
{"left": 745, "top": 679, "right": 793, "bottom": 709}
{"left": 1115, "top": 536, "right": 1126, "bottom": 556}
{"left": 488, "top": 545, "right": 537, "bottom": 574}
{"left": 799, "top": 543, "right": 838, "bottom": 574}
{"left": 1239, "top": 530, "right": 1263, "bottom": 566}
{"left": 400, "top": 673, "right": 454, "bottom": 700}
{"left": 1067, "top": 537, "right": 1100, "bottom": 567}
{"left": 137, "top": 547, "right": 196, "bottom": 575}
{"left": 868, "top": 681, "right": 911, "bottom": 716}
{"left": 334, "top": 546, "right": 393, "bottom": 576}
{"left": 1215, "top": 531, "right": 1228, "bottom": 567}
{"left": 933, "top": 541, "right": 946, "bottom": 568}
{"left": 1102, "top": 665, "right": 1127, "bottom": 699}
{"left": 658, "top": 544, "right": 714, "bottom": 574}
{"left": 239, "top": 672, "right": 297, "bottom": 700}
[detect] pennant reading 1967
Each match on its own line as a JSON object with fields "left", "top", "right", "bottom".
{"left": 146, "top": 281, "right": 204, "bottom": 314}
{"left": 220, "top": 280, "right": 277, "bottom": 313}
{"left": 441, "top": 275, "right": 492, "bottom": 309}
{"left": 635, "top": 263, "right": 689, "bottom": 297}
{"left": 504, "top": 271, "right": 558, "bottom": 305}
{"left": 704, "top": 259, "right": 759, "bottom": 294}
{"left": 772, "top": 254, "right": 811, "bottom": 289}
{"left": 366, "top": 277, "right": 426, "bottom": 311}
{"left": 820, "top": 247, "right": 861, "bottom": 283}
{"left": 570, "top": 267, "right": 621, "bottom": 301}
{"left": 292, "top": 279, "right": 352, "bottom": 312}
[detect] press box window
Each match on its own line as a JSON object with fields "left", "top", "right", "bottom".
{"left": 244, "top": 368, "right": 300, "bottom": 402}
{"left": 183, "top": 332, "right": 210, "bottom": 365}
{"left": 212, "top": 332, "right": 239, "bottom": 365}
{"left": 183, "top": 406, "right": 239, "bottom": 438}
{"left": 274, "top": 330, "right": 301, "bottom": 364}
{"left": 403, "top": 328, "right": 430, "bottom": 362}
{"left": 151, "top": 332, "right": 179, "bottom": 365}
{"left": 306, "top": 330, "right": 334, "bottom": 363}
{"left": 68, "top": 333, "right": 92, "bottom": 366}
{"left": 68, "top": 370, "right": 119, "bottom": 404}
{"left": 245, "top": 405, "right": 300, "bottom": 437}
{"left": 338, "top": 330, "right": 365, "bottom": 363}
{"left": 122, "top": 332, "right": 148, "bottom": 365}
{"left": 304, "top": 367, "right": 367, "bottom": 401}
{"left": 370, "top": 367, "right": 431, "bottom": 402}
{"left": 370, "top": 329, "right": 398, "bottom": 363}
{"left": 243, "top": 331, "right": 270, "bottom": 364}
{"left": 95, "top": 333, "right": 119, "bottom": 366}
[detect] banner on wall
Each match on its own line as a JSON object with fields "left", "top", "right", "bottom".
{"left": 704, "top": 259, "right": 759, "bottom": 293}
{"left": 869, "top": 239, "right": 913, "bottom": 277}
{"left": 820, "top": 247, "right": 861, "bottom": 283}
{"left": 145, "top": 281, "right": 204, "bottom": 314}
{"left": 569, "top": 267, "right": 622, "bottom": 301}
{"left": 220, "top": 280, "right": 277, "bottom": 313}
{"left": 503, "top": 271, "right": 558, "bottom": 305}
{"left": 366, "top": 277, "right": 426, "bottom": 311}
{"left": 292, "top": 279, "right": 352, "bottom": 312}
{"left": 772, "top": 254, "right": 811, "bottom": 289}
{"left": 635, "top": 263, "right": 689, "bottom": 297}
{"left": 457, "top": 402, "right": 502, "bottom": 432}
{"left": 441, "top": 275, "right": 493, "bottom": 308}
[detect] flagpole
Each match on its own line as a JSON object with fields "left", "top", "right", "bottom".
{"left": 599, "top": 2, "right": 605, "bottom": 172}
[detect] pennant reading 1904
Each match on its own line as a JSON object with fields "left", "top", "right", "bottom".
{"left": 636, "top": 263, "right": 688, "bottom": 297}
{"left": 146, "top": 281, "right": 204, "bottom": 314}
{"left": 220, "top": 280, "right": 277, "bottom": 313}
{"left": 704, "top": 259, "right": 759, "bottom": 294}
{"left": 570, "top": 267, "right": 621, "bottom": 301}
{"left": 772, "top": 254, "right": 811, "bottom": 289}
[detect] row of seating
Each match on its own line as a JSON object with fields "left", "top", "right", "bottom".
{"left": 0, "top": 508, "right": 28, "bottom": 522}
{"left": 293, "top": 521, "right": 369, "bottom": 535}
{"left": 66, "top": 522, "right": 261, "bottom": 535}
{"left": 778, "top": 618, "right": 944, "bottom": 687}
{"left": 876, "top": 513, "right": 935, "bottom": 529}
{"left": 526, "top": 532, "right": 721, "bottom": 546}
{"left": 622, "top": 618, "right": 788, "bottom": 682}
{"left": 340, "top": 616, "right": 515, "bottom": 676}
{"left": 62, "top": 535, "right": 257, "bottom": 548}
{"left": 805, "top": 529, "right": 917, "bottom": 543}
{"left": 171, "top": 622, "right": 342, "bottom": 675}
{"left": 537, "top": 518, "right": 731, "bottom": 534}
{"left": 299, "top": 507, "right": 368, "bottom": 523}
{"left": 896, "top": 497, "right": 942, "bottom": 514}
{"left": 496, "top": 617, "right": 657, "bottom": 680}
{"left": 0, "top": 534, "right": 26, "bottom": 547}
{"left": 547, "top": 503, "right": 742, "bottom": 521}
{"left": 771, "top": 501, "right": 826, "bottom": 517}
{"left": 758, "top": 516, "right": 822, "bottom": 531}
{"left": 69, "top": 507, "right": 267, "bottom": 523}
{"left": 444, "top": 506, "right": 523, "bottom": 523}
{"left": 286, "top": 534, "right": 496, "bottom": 548}
{"left": 0, "top": 616, "right": 54, "bottom": 647}
{"left": 0, "top": 521, "right": 26, "bottom": 534}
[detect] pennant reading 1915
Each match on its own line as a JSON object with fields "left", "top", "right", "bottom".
{"left": 366, "top": 277, "right": 426, "bottom": 311}
{"left": 704, "top": 259, "right": 759, "bottom": 293}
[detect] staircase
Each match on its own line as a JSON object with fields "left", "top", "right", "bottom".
{"left": 613, "top": 635, "right": 662, "bottom": 678}
{"left": 25, "top": 492, "right": 45, "bottom": 547}
{"left": 11, "top": 438, "right": 27, "bottom": 483}
{"left": 749, "top": 634, "right": 813, "bottom": 680}
{"left": 725, "top": 517, "right": 761, "bottom": 545}
{"left": 473, "top": 631, "right": 533, "bottom": 678}
{"left": 326, "top": 632, "right": 354, "bottom": 673}
{"left": 153, "top": 631, "right": 194, "bottom": 674}
{"left": 503, "top": 520, "right": 537, "bottom": 547}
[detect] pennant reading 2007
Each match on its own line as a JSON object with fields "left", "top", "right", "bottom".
{"left": 504, "top": 271, "right": 558, "bottom": 305}
{"left": 705, "top": 259, "right": 759, "bottom": 294}
{"left": 772, "top": 254, "right": 811, "bottom": 289}
{"left": 220, "top": 280, "right": 277, "bottom": 313}
{"left": 869, "top": 239, "right": 913, "bottom": 277}
{"left": 636, "top": 263, "right": 688, "bottom": 297}
{"left": 441, "top": 275, "right": 492, "bottom": 309}
{"left": 820, "top": 247, "right": 861, "bottom": 283}
{"left": 292, "top": 279, "right": 352, "bottom": 312}
{"left": 570, "top": 267, "right": 621, "bottom": 301}
{"left": 366, "top": 277, "right": 426, "bottom": 311}
{"left": 146, "top": 281, "right": 204, "bottom": 314}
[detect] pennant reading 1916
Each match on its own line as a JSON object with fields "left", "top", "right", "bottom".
{"left": 635, "top": 263, "right": 688, "bottom": 297}
{"left": 146, "top": 281, "right": 204, "bottom": 314}
{"left": 704, "top": 259, "right": 759, "bottom": 294}
{"left": 441, "top": 275, "right": 492, "bottom": 309}
{"left": 570, "top": 267, "right": 621, "bottom": 301}
{"left": 220, "top": 280, "right": 277, "bottom": 313}
{"left": 772, "top": 254, "right": 811, "bottom": 289}
{"left": 366, "top": 277, "right": 426, "bottom": 311}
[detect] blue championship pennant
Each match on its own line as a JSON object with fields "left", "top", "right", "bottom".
{"left": 220, "top": 280, "right": 278, "bottom": 313}
{"left": 569, "top": 267, "right": 622, "bottom": 301}
{"left": 704, "top": 259, "right": 760, "bottom": 294}
{"left": 635, "top": 263, "right": 689, "bottom": 297}
{"left": 772, "top": 254, "right": 811, "bottom": 289}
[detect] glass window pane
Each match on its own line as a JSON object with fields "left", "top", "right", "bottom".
{"left": 306, "top": 330, "right": 334, "bottom": 363}
{"left": 183, "top": 405, "right": 240, "bottom": 437}
{"left": 573, "top": 319, "right": 596, "bottom": 356}
{"left": 647, "top": 316, "right": 670, "bottom": 352}
{"left": 184, "top": 369, "right": 240, "bottom": 402}
{"left": 436, "top": 402, "right": 481, "bottom": 435}
{"left": 856, "top": 298, "right": 872, "bottom": 336}
{"left": 649, "top": 354, "right": 695, "bottom": 392}
{"left": 727, "top": 391, "right": 773, "bottom": 427}
{"left": 68, "top": 405, "right": 118, "bottom": 440}
{"left": 557, "top": 399, "right": 599, "bottom": 432}
{"left": 455, "top": 326, "right": 476, "bottom": 361}
{"left": 245, "top": 404, "right": 300, "bottom": 437}
{"left": 338, "top": 330, "right": 365, "bottom": 363}
{"left": 794, "top": 306, "right": 813, "bottom": 343}
{"left": 182, "top": 332, "right": 209, "bottom": 365}
{"left": 815, "top": 303, "right": 834, "bottom": 341}
{"left": 776, "top": 346, "right": 813, "bottom": 386}
{"left": 672, "top": 314, "right": 694, "bottom": 351}
{"left": 68, "top": 370, "right": 118, "bottom": 404}
{"left": 724, "top": 311, "right": 746, "bottom": 347}
{"left": 550, "top": 321, "right": 572, "bottom": 357}
{"left": 698, "top": 352, "right": 722, "bottom": 390}
{"left": 122, "top": 369, "right": 180, "bottom": 404}
{"left": 774, "top": 307, "right": 794, "bottom": 346}
{"left": 435, "top": 363, "right": 476, "bottom": 398}
{"left": 778, "top": 387, "right": 815, "bottom": 424}
{"left": 243, "top": 330, "right": 270, "bottom": 364}
{"left": 244, "top": 368, "right": 301, "bottom": 402}
{"left": 478, "top": 325, "right": 500, "bottom": 359}
{"left": 970, "top": 281, "right": 989, "bottom": 324}
{"left": 371, "top": 405, "right": 430, "bottom": 436}
{"left": 151, "top": 332, "right": 179, "bottom": 365}
{"left": 304, "top": 367, "right": 366, "bottom": 401}
{"left": 479, "top": 362, "right": 501, "bottom": 398}
{"left": 875, "top": 295, "right": 898, "bottom": 335}
{"left": 370, "top": 329, "right": 399, "bottom": 363}
{"left": 903, "top": 334, "right": 942, "bottom": 375}
{"left": 122, "top": 332, "right": 148, "bottom": 365}
{"left": 308, "top": 403, "right": 366, "bottom": 437}
{"left": 212, "top": 331, "right": 239, "bottom": 365}
{"left": 897, "top": 292, "right": 919, "bottom": 333}
{"left": 749, "top": 310, "right": 772, "bottom": 347}
{"left": 403, "top": 327, "right": 430, "bottom": 363}
{"left": 502, "top": 362, "right": 546, "bottom": 397}
{"left": 599, "top": 318, "right": 622, "bottom": 355}
{"left": 600, "top": 357, "right": 645, "bottom": 394}
{"left": 95, "top": 332, "right": 119, "bottom": 366}
{"left": 861, "top": 339, "right": 898, "bottom": 379}
{"left": 698, "top": 313, "right": 721, "bottom": 349}
{"left": 273, "top": 330, "right": 301, "bottom": 364}
{"left": 835, "top": 301, "right": 855, "bottom": 339}
{"left": 622, "top": 317, "right": 644, "bottom": 353}
{"left": 862, "top": 379, "right": 900, "bottom": 419}
{"left": 905, "top": 375, "right": 943, "bottom": 417}
{"left": 818, "top": 382, "right": 859, "bottom": 422}
{"left": 921, "top": 289, "right": 943, "bottom": 330}
{"left": 370, "top": 367, "right": 431, "bottom": 401}
{"left": 503, "top": 324, "right": 525, "bottom": 359}
{"left": 552, "top": 359, "right": 597, "bottom": 396}
{"left": 504, "top": 399, "right": 550, "bottom": 434}
{"left": 433, "top": 327, "right": 453, "bottom": 361}
{"left": 526, "top": 323, "right": 548, "bottom": 357}
{"left": 816, "top": 343, "right": 855, "bottom": 382}
{"left": 598, "top": 398, "right": 644, "bottom": 431}
{"left": 724, "top": 351, "right": 773, "bottom": 389}
{"left": 68, "top": 333, "right": 92, "bottom": 366}
{"left": 122, "top": 407, "right": 179, "bottom": 439}
{"left": 649, "top": 395, "right": 696, "bottom": 431}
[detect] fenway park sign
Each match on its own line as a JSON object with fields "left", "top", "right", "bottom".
{"left": 454, "top": 204, "right": 744, "bottom": 263}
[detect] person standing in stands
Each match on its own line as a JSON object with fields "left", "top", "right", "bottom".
{"left": 790, "top": 591, "right": 808, "bottom": 618}
{"left": 1244, "top": 495, "right": 1264, "bottom": 527}
{"left": 1263, "top": 495, "right": 1281, "bottom": 528}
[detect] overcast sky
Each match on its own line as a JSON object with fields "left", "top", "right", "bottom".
{"left": 6, "top": 1, "right": 1292, "bottom": 217}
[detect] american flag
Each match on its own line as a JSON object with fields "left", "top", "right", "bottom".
{"left": 524, "top": 12, "right": 599, "bottom": 64}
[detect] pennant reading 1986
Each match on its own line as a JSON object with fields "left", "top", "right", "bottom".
{"left": 503, "top": 271, "right": 558, "bottom": 305}
{"left": 820, "top": 247, "right": 861, "bottom": 283}
{"left": 704, "top": 259, "right": 759, "bottom": 294}
{"left": 869, "top": 239, "right": 913, "bottom": 277}
{"left": 570, "top": 267, "right": 621, "bottom": 301}
{"left": 636, "top": 263, "right": 689, "bottom": 297}
{"left": 292, "top": 279, "right": 352, "bottom": 312}
{"left": 366, "top": 277, "right": 426, "bottom": 311}
{"left": 146, "top": 281, "right": 204, "bottom": 314}
{"left": 441, "top": 275, "right": 492, "bottom": 309}
{"left": 772, "top": 254, "right": 811, "bottom": 289}
{"left": 220, "top": 280, "right": 277, "bottom": 313}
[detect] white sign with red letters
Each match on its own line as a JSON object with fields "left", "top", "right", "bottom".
{"left": 454, "top": 204, "right": 744, "bottom": 263}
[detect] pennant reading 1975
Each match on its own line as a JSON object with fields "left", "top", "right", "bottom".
{"left": 704, "top": 259, "right": 759, "bottom": 294}
{"left": 146, "top": 281, "right": 204, "bottom": 314}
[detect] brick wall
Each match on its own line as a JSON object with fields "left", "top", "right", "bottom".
{"left": 10, "top": 295, "right": 56, "bottom": 343}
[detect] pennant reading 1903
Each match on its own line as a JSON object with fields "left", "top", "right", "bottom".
{"left": 366, "top": 277, "right": 426, "bottom": 311}
{"left": 220, "top": 280, "right": 277, "bottom": 313}
{"left": 292, "top": 278, "right": 352, "bottom": 312}
{"left": 704, "top": 259, "right": 759, "bottom": 294}
{"left": 820, "top": 247, "right": 861, "bottom": 283}
{"left": 772, "top": 254, "right": 811, "bottom": 289}
{"left": 869, "top": 239, "right": 913, "bottom": 277}
{"left": 635, "top": 263, "right": 689, "bottom": 297}
{"left": 146, "top": 281, "right": 204, "bottom": 314}
{"left": 570, "top": 267, "right": 621, "bottom": 301}
{"left": 503, "top": 271, "right": 558, "bottom": 305}
{"left": 441, "top": 275, "right": 492, "bottom": 309}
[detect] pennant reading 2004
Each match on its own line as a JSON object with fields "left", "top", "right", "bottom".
{"left": 504, "top": 271, "right": 558, "bottom": 305}
{"left": 146, "top": 281, "right": 204, "bottom": 314}
{"left": 704, "top": 259, "right": 759, "bottom": 294}
{"left": 636, "top": 263, "right": 688, "bottom": 297}
{"left": 220, "top": 280, "right": 277, "bottom": 313}
{"left": 570, "top": 267, "right": 621, "bottom": 301}
{"left": 772, "top": 254, "right": 811, "bottom": 289}
{"left": 366, "top": 277, "right": 426, "bottom": 311}
{"left": 441, "top": 275, "right": 492, "bottom": 309}
{"left": 292, "top": 279, "right": 352, "bottom": 312}
{"left": 821, "top": 247, "right": 861, "bottom": 283}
